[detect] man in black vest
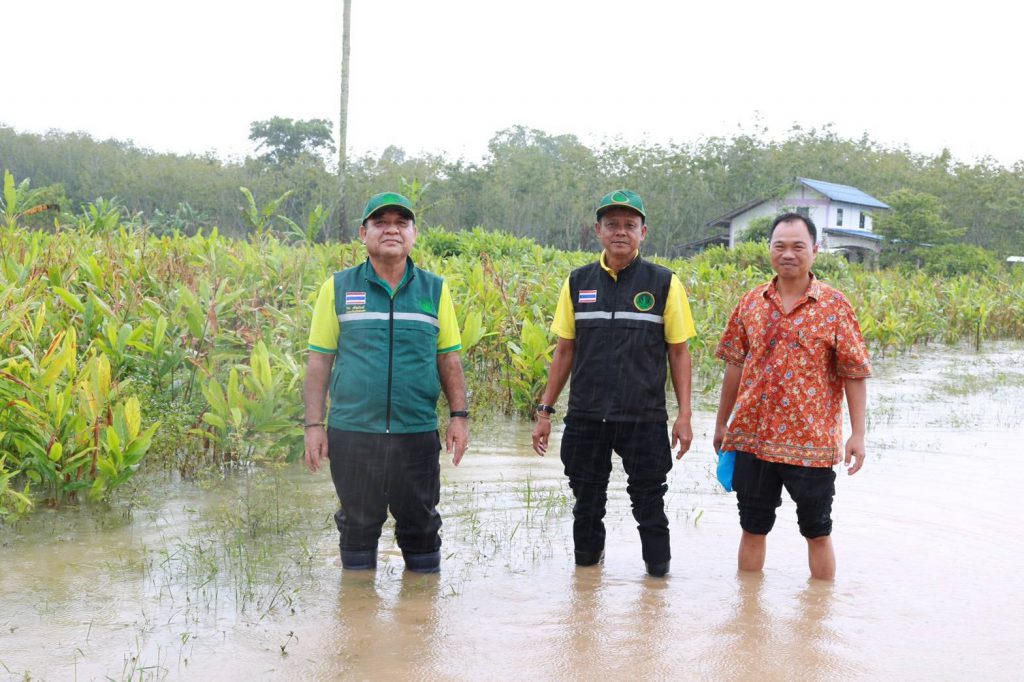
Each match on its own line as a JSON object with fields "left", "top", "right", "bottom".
{"left": 532, "top": 189, "right": 696, "bottom": 577}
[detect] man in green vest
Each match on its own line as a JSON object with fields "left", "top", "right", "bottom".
{"left": 303, "top": 191, "right": 469, "bottom": 573}
{"left": 532, "top": 189, "right": 696, "bottom": 577}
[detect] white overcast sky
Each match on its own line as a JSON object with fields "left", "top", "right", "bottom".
{"left": 4, "top": 0, "right": 1022, "bottom": 166}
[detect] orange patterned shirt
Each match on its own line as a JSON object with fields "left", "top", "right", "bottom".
{"left": 715, "top": 274, "right": 872, "bottom": 467}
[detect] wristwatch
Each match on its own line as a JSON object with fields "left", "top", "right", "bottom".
{"left": 450, "top": 410, "right": 470, "bottom": 419}
{"left": 536, "top": 404, "right": 556, "bottom": 415}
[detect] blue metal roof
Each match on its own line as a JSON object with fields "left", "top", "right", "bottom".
{"left": 798, "top": 178, "right": 890, "bottom": 209}
{"left": 823, "top": 227, "right": 884, "bottom": 241}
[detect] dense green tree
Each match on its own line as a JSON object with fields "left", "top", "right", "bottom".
{"left": 248, "top": 117, "right": 335, "bottom": 166}
{"left": 915, "top": 243, "right": 1004, "bottom": 277}
{"left": 874, "top": 189, "right": 965, "bottom": 252}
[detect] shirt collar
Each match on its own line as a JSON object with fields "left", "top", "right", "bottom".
{"left": 363, "top": 256, "right": 415, "bottom": 297}
{"left": 765, "top": 272, "right": 821, "bottom": 303}
{"left": 599, "top": 250, "right": 640, "bottom": 280}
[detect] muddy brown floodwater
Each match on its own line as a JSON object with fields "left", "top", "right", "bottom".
{"left": 3, "top": 344, "right": 1024, "bottom": 681}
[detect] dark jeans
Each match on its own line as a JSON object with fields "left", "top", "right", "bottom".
{"left": 559, "top": 419, "right": 673, "bottom": 563}
{"left": 733, "top": 451, "right": 836, "bottom": 538}
{"left": 327, "top": 428, "right": 442, "bottom": 554}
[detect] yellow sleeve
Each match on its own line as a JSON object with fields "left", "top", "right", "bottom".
{"left": 308, "top": 277, "right": 339, "bottom": 353}
{"left": 664, "top": 274, "right": 696, "bottom": 344}
{"left": 550, "top": 277, "right": 575, "bottom": 340}
{"left": 437, "top": 280, "right": 462, "bottom": 353}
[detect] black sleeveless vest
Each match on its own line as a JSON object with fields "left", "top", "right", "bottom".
{"left": 567, "top": 256, "right": 673, "bottom": 422}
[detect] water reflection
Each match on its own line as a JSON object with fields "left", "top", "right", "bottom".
{"left": 708, "top": 574, "right": 850, "bottom": 682}
{"left": 556, "top": 567, "right": 606, "bottom": 676}
{"left": 713, "top": 573, "right": 771, "bottom": 681}
{"left": 311, "top": 570, "right": 443, "bottom": 680}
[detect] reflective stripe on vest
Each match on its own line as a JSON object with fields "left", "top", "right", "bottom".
{"left": 338, "top": 311, "right": 440, "bottom": 328}
{"left": 575, "top": 311, "right": 663, "bottom": 324}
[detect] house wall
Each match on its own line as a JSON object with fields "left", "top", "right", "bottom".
{"left": 728, "top": 189, "right": 880, "bottom": 246}
{"left": 829, "top": 201, "right": 877, "bottom": 232}
{"left": 728, "top": 201, "right": 783, "bottom": 247}
{"left": 860, "top": 210, "right": 874, "bottom": 231}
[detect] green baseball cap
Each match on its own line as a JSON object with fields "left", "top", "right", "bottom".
{"left": 361, "top": 192, "right": 416, "bottom": 223}
{"left": 596, "top": 189, "right": 646, "bottom": 220}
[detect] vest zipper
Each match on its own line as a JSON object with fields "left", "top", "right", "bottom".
{"left": 603, "top": 274, "right": 620, "bottom": 422}
{"left": 386, "top": 295, "right": 394, "bottom": 433}
{"left": 383, "top": 269, "right": 415, "bottom": 433}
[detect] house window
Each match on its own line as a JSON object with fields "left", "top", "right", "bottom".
{"left": 836, "top": 208, "right": 844, "bottom": 226}
{"left": 859, "top": 212, "right": 867, "bottom": 229}
{"left": 796, "top": 207, "right": 810, "bottom": 218}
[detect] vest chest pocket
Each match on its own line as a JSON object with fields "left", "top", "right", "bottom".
{"left": 391, "top": 324, "right": 440, "bottom": 375}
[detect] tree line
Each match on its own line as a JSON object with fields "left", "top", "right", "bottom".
{"left": 1, "top": 120, "right": 1022, "bottom": 256}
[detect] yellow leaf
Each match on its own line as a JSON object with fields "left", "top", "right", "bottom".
{"left": 124, "top": 396, "right": 141, "bottom": 440}
{"left": 251, "top": 341, "right": 272, "bottom": 389}
{"left": 97, "top": 354, "right": 111, "bottom": 396}
{"left": 32, "top": 301, "right": 47, "bottom": 340}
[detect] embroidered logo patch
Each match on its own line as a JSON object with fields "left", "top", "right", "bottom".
{"left": 578, "top": 290, "right": 597, "bottom": 304}
{"left": 345, "top": 291, "right": 366, "bottom": 311}
{"left": 418, "top": 298, "right": 437, "bottom": 315}
{"left": 633, "top": 291, "right": 655, "bottom": 312}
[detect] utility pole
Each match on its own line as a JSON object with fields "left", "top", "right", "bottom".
{"left": 336, "top": 0, "right": 352, "bottom": 241}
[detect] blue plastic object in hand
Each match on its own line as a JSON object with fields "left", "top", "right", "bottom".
{"left": 716, "top": 449, "right": 736, "bottom": 492}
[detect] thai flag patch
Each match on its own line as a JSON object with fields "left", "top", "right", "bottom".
{"left": 578, "top": 290, "right": 597, "bottom": 304}
{"left": 345, "top": 291, "right": 366, "bottom": 307}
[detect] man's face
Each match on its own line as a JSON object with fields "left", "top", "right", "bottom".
{"left": 770, "top": 219, "right": 818, "bottom": 280}
{"left": 594, "top": 207, "right": 646, "bottom": 259}
{"left": 360, "top": 209, "right": 417, "bottom": 261}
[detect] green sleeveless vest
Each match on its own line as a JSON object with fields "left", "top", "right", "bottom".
{"left": 329, "top": 258, "right": 444, "bottom": 433}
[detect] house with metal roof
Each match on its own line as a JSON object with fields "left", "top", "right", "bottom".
{"left": 706, "top": 177, "right": 890, "bottom": 261}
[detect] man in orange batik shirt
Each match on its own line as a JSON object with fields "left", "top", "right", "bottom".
{"left": 713, "top": 212, "right": 871, "bottom": 580}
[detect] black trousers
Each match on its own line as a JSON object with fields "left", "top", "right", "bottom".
{"left": 559, "top": 419, "right": 673, "bottom": 563}
{"left": 327, "top": 428, "right": 442, "bottom": 554}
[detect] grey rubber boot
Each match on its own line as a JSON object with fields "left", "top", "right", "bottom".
{"left": 574, "top": 549, "right": 605, "bottom": 567}
{"left": 341, "top": 548, "right": 377, "bottom": 570}
{"left": 645, "top": 560, "right": 670, "bottom": 577}
{"left": 403, "top": 550, "right": 441, "bottom": 573}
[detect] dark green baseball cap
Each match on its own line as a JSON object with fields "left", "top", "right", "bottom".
{"left": 361, "top": 192, "right": 416, "bottom": 223}
{"left": 596, "top": 189, "right": 646, "bottom": 220}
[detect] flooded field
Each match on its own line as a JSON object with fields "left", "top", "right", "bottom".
{"left": 3, "top": 344, "right": 1024, "bottom": 681}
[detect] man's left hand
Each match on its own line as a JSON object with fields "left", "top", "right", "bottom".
{"left": 842, "top": 434, "right": 865, "bottom": 475}
{"left": 671, "top": 416, "right": 693, "bottom": 459}
{"left": 446, "top": 417, "right": 469, "bottom": 466}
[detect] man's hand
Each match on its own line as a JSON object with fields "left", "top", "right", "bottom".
{"left": 671, "top": 416, "right": 693, "bottom": 459}
{"left": 842, "top": 433, "right": 865, "bottom": 475}
{"left": 304, "top": 426, "right": 329, "bottom": 473}
{"left": 532, "top": 416, "right": 552, "bottom": 456}
{"left": 713, "top": 422, "right": 727, "bottom": 454}
{"left": 446, "top": 417, "right": 469, "bottom": 466}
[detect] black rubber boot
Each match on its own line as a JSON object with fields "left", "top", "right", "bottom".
{"left": 645, "top": 560, "right": 670, "bottom": 577}
{"left": 341, "top": 548, "right": 377, "bottom": 570}
{"left": 574, "top": 549, "right": 605, "bottom": 567}
{"left": 403, "top": 550, "right": 441, "bottom": 573}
